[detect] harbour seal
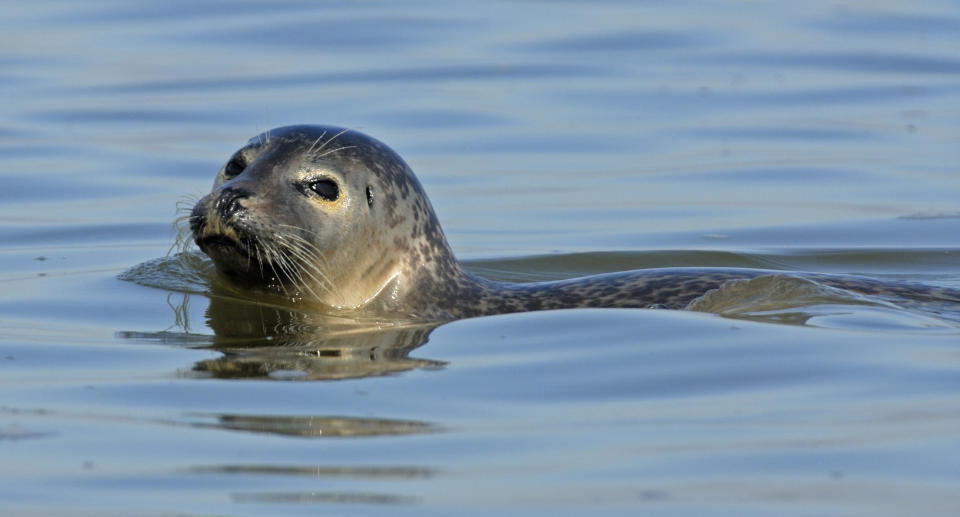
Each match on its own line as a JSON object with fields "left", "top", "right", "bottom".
{"left": 189, "top": 125, "right": 960, "bottom": 322}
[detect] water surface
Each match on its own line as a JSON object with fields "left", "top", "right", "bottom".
{"left": 2, "top": 1, "right": 960, "bottom": 515}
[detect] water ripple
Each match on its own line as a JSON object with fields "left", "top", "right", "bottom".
{"left": 515, "top": 28, "right": 717, "bottom": 52}
{"left": 697, "top": 52, "right": 960, "bottom": 75}
{"left": 72, "top": 63, "right": 605, "bottom": 95}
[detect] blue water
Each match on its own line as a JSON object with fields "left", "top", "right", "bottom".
{"left": 2, "top": 1, "right": 960, "bottom": 515}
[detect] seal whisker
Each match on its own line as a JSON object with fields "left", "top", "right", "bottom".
{"left": 175, "top": 195, "right": 200, "bottom": 214}
{"left": 305, "top": 131, "right": 327, "bottom": 155}
{"left": 253, "top": 240, "right": 268, "bottom": 280}
{"left": 273, "top": 248, "right": 322, "bottom": 303}
{"left": 311, "top": 127, "right": 352, "bottom": 156}
{"left": 274, "top": 223, "right": 330, "bottom": 247}
{"left": 313, "top": 145, "right": 356, "bottom": 160}
{"left": 261, "top": 242, "right": 294, "bottom": 298}
{"left": 276, "top": 234, "right": 341, "bottom": 297}
{"left": 269, "top": 251, "right": 296, "bottom": 293}
{"left": 256, "top": 113, "right": 270, "bottom": 147}
{"left": 271, "top": 232, "right": 337, "bottom": 295}
{"left": 254, "top": 231, "right": 325, "bottom": 303}
{"left": 171, "top": 214, "right": 198, "bottom": 255}
{"left": 286, "top": 242, "right": 332, "bottom": 278}
{"left": 245, "top": 235, "right": 257, "bottom": 274}
{"left": 222, "top": 219, "right": 343, "bottom": 305}
{"left": 170, "top": 194, "right": 206, "bottom": 256}
{"left": 285, "top": 260, "right": 322, "bottom": 303}
{"left": 282, "top": 241, "right": 342, "bottom": 304}
{"left": 274, "top": 224, "right": 334, "bottom": 260}
{"left": 277, "top": 231, "right": 333, "bottom": 271}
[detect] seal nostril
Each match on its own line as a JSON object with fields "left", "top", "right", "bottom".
{"left": 215, "top": 187, "right": 251, "bottom": 218}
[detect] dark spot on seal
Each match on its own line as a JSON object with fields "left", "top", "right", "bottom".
{"left": 366, "top": 185, "right": 374, "bottom": 207}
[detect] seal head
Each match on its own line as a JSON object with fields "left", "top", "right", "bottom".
{"left": 190, "top": 125, "right": 465, "bottom": 318}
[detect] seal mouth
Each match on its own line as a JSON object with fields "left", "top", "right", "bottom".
{"left": 195, "top": 231, "right": 292, "bottom": 293}
{"left": 197, "top": 234, "right": 250, "bottom": 258}
{"left": 196, "top": 233, "right": 263, "bottom": 283}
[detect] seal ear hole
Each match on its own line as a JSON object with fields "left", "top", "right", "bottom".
{"left": 366, "top": 185, "right": 374, "bottom": 207}
{"left": 306, "top": 178, "right": 340, "bottom": 201}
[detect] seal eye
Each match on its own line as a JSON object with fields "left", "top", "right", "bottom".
{"left": 307, "top": 178, "right": 340, "bottom": 201}
{"left": 223, "top": 158, "right": 245, "bottom": 178}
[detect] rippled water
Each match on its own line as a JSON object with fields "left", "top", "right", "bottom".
{"left": 2, "top": 1, "right": 960, "bottom": 515}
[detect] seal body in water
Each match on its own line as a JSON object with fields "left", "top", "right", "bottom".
{"left": 190, "top": 125, "right": 960, "bottom": 322}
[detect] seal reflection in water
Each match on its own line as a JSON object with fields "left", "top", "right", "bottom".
{"left": 190, "top": 125, "right": 960, "bottom": 322}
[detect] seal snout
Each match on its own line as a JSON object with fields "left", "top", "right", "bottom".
{"left": 189, "top": 186, "right": 254, "bottom": 252}
{"left": 214, "top": 187, "right": 252, "bottom": 219}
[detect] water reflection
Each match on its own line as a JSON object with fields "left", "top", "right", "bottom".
{"left": 119, "top": 283, "right": 444, "bottom": 381}
{"left": 199, "top": 413, "right": 438, "bottom": 438}
{"left": 231, "top": 491, "right": 419, "bottom": 506}
{"left": 0, "top": 405, "right": 439, "bottom": 440}
{"left": 187, "top": 464, "right": 436, "bottom": 479}
{"left": 198, "top": 293, "right": 443, "bottom": 380}
{"left": 191, "top": 458, "right": 434, "bottom": 508}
